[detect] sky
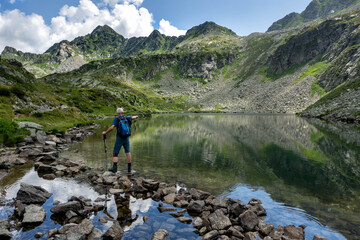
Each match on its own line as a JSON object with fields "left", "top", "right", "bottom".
{"left": 0, "top": 0, "right": 313, "bottom": 54}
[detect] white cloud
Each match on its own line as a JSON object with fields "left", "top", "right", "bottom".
{"left": 9, "top": 0, "right": 16, "bottom": 4}
{"left": 0, "top": 9, "right": 51, "bottom": 53}
{"left": 0, "top": 0, "right": 184, "bottom": 54}
{"left": 103, "top": 0, "right": 143, "bottom": 7}
{"left": 158, "top": 19, "right": 186, "bottom": 36}
{"left": 0, "top": 0, "right": 155, "bottom": 53}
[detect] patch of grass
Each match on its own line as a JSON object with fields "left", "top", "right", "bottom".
{"left": 0, "top": 118, "right": 30, "bottom": 146}
{"left": 10, "top": 85, "right": 26, "bottom": 99}
{"left": 293, "top": 61, "right": 330, "bottom": 85}
{"left": 311, "top": 80, "right": 326, "bottom": 97}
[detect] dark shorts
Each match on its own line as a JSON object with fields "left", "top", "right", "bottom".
{"left": 113, "top": 136, "right": 130, "bottom": 156}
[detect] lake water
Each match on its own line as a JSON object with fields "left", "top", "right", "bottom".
{"left": 1, "top": 114, "right": 360, "bottom": 239}
{"left": 66, "top": 113, "right": 360, "bottom": 240}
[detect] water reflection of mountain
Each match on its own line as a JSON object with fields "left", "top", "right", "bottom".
{"left": 134, "top": 114, "right": 360, "bottom": 202}
{"left": 68, "top": 114, "right": 360, "bottom": 239}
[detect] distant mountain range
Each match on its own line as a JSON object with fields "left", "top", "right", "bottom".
{"left": 268, "top": 0, "right": 360, "bottom": 31}
{"left": 1, "top": 0, "right": 359, "bottom": 125}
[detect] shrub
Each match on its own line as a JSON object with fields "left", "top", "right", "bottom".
{"left": 0, "top": 119, "right": 29, "bottom": 146}
{"left": 33, "top": 112, "right": 43, "bottom": 118}
{"left": 10, "top": 85, "right": 26, "bottom": 99}
{"left": 0, "top": 87, "right": 10, "bottom": 97}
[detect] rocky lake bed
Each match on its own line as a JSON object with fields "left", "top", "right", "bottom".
{"left": 0, "top": 120, "right": 344, "bottom": 239}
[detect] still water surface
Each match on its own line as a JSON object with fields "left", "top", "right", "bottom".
{"left": 66, "top": 113, "right": 360, "bottom": 240}
{"left": 1, "top": 114, "right": 359, "bottom": 239}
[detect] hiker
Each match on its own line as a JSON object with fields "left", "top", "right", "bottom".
{"left": 102, "top": 108, "right": 139, "bottom": 173}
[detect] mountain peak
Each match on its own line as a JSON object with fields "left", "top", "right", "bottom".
{"left": 185, "top": 21, "right": 237, "bottom": 38}
{"left": 268, "top": 0, "right": 360, "bottom": 31}
{"left": 91, "top": 25, "right": 118, "bottom": 36}
{"left": 1, "top": 46, "right": 20, "bottom": 55}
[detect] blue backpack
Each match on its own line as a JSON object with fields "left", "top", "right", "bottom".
{"left": 117, "top": 116, "right": 131, "bottom": 138}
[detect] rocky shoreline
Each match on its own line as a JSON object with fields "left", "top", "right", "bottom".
{"left": 0, "top": 122, "right": 332, "bottom": 240}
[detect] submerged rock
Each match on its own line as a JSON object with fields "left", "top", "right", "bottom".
{"left": 151, "top": 229, "right": 169, "bottom": 240}
{"left": 16, "top": 183, "right": 52, "bottom": 205}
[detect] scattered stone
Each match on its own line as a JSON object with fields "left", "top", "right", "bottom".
{"left": 42, "top": 173, "right": 56, "bottom": 180}
{"left": 53, "top": 200, "right": 60, "bottom": 205}
{"left": 0, "top": 219, "right": 12, "bottom": 240}
{"left": 192, "top": 217, "right": 204, "bottom": 229}
{"left": 16, "top": 183, "right": 52, "bottom": 205}
{"left": 102, "top": 221, "right": 124, "bottom": 240}
{"left": 143, "top": 216, "right": 150, "bottom": 222}
{"left": 313, "top": 234, "right": 331, "bottom": 240}
{"left": 203, "top": 230, "right": 219, "bottom": 240}
{"left": 142, "top": 179, "right": 160, "bottom": 191}
{"left": 66, "top": 218, "right": 94, "bottom": 239}
{"left": 50, "top": 201, "right": 82, "bottom": 214}
{"left": 260, "top": 223, "right": 274, "bottom": 236}
{"left": 239, "top": 210, "right": 259, "bottom": 232}
{"left": 163, "top": 193, "right": 177, "bottom": 204}
{"left": 151, "top": 229, "right": 169, "bottom": 240}
{"left": 177, "top": 216, "right": 192, "bottom": 224}
{"left": 158, "top": 206, "right": 178, "bottom": 213}
{"left": 47, "top": 229, "right": 58, "bottom": 238}
{"left": 34, "top": 232, "right": 44, "bottom": 238}
{"left": 208, "top": 209, "right": 232, "bottom": 230}
{"left": 88, "top": 228, "right": 103, "bottom": 240}
{"left": 23, "top": 204, "right": 46, "bottom": 224}
{"left": 283, "top": 225, "right": 305, "bottom": 239}
{"left": 187, "top": 200, "right": 205, "bottom": 214}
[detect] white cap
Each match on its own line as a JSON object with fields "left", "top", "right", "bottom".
{"left": 116, "top": 108, "right": 124, "bottom": 114}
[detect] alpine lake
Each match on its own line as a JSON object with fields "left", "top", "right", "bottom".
{"left": 1, "top": 114, "right": 360, "bottom": 239}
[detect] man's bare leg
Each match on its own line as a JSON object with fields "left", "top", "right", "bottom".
{"left": 126, "top": 152, "right": 132, "bottom": 173}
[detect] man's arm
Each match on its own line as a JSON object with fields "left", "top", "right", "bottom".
{"left": 102, "top": 125, "right": 115, "bottom": 135}
{"left": 132, "top": 116, "right": 139, "bottom": 120}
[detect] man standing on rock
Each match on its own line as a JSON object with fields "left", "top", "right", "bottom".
{"left": 102, "top": 108, "right": 138, "bottom": 173}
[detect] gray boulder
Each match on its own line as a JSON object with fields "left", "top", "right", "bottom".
{"left": 66, "top": 219, "right": 94, "bottom": 240}
{"left": 239, "top": 210, "right": 259, "bottom": 232}
{"left": 88, "top": 228, "right": 103, "bottom": 240}
{"left": 284, "top": 225, "right": 305, "bottom": 240}
{"left": 16, "top": 183, "right": 52, "bottom": 204}
{"left": 163, "top": 193, "right": 176, "bottom": 204}
{"left": 0, "top": 219, "right": 12, "bottom": 240}
{"left": 102, "top": 221, "right": 124, "bottom": 240}
{"left": 22, "top": 205, "right": 46, "bottom": 224}
{"left": 151, "top": 229, "right": 169, "bottom": 240}
{"left": 187, "top": 200, "right": 205, "bottom": 213}
{"left": 208, "top": 209, "right": 232, "bottom": 230}
{"left": 192, "top": 217, "right": 204, "bottom": 229}
{"left": 50, "top": 201, "right": 82, "bottom": 214}
{"left": 189, "top": 188, "right": 211, "bottom": 200}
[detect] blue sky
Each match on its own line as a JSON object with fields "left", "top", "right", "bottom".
{"left": 0, "top": 0, "right": 313, "bottom": 53}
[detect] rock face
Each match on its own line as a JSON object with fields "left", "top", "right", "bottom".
{"left": 22, "top": 205, "right": 46, "bottom": 224}
{"left": 16, "top": 183, "right": 52, "bottom": 205}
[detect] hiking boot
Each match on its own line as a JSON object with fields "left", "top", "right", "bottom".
{"left": 108, "top": 165, "right": 117, "bottom": 173}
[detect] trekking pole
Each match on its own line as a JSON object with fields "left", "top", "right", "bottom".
{"left": 103, "top": 134, "right": 108, "bottom": 171}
